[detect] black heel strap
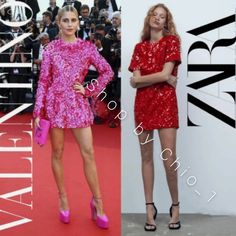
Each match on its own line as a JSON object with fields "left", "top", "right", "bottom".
{"left": 146, "top": 202, "right": 154, "bottom": 206}
{"left": 171, "top": 202, "right": 180, "bottom": 207}
{"left": 146, "top": 202, "right": 158, "bottom": 221}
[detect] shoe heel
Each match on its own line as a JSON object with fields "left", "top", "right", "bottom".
{"left": 144, "top": 202, "right": 157, "bottom": 231}
{"left": 90, "top": 197, "right": 109, "bottom": 229}
{"left": 90, "top": 202, "right": 97, "bottom": 220}
{"left": 169, "top": 202, "right": 181, "bottom": 230}
{"left": 58, "top": 192, "right": 70, "bottom": 224}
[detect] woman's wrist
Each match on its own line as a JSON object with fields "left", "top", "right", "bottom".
{"left": 134, "top": 75, "right": 141, "bottom": 84}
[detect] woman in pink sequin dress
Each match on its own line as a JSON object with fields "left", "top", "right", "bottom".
{"left": 33, "top": 6, "right": 113, "bottom": 228}
{"left": 128, "top": 4, "right": 181, "bottom": 231}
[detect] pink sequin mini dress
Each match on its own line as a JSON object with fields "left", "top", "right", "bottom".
{"left": 33, "top": 38, "right": 114, "bottom": 128}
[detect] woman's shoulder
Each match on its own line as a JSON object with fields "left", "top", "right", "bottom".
{"left": 136, "top": 41, "right": 147, "bottom": 47}
{"left": 43, "top": 39, "right": 60, "bottom": 52}
{"left": 67, "top": 38, "right": 97, "bottom": 51}
{"left": 163, "top": 34, "right": 180, "bottom": 43}
{"left": 133, "top": 41, "right": 148, "bottom": 51}
{"left": 80, "top": 39, "right": 96, "bottom": 49}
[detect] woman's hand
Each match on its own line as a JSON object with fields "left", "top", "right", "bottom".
{"left": 129, "top": 76, "right": 137, "bottom": 88}
{"left": 34, "top": 117, "right": 40, "bottom": 129}
{"left": 167, "top": 75, "right": 177, "bottom": 88}
{"left": 73, "top": 82, "right": 85, "bottom": 95}
{"left": 130, "top": 76, "right": 141, "bottom": 88}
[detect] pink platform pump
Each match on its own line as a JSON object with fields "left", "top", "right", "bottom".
{"left": 90, "top": 197, "right": 109, "bottom": 229}
{"left": 59, "top": 210, "right": 70, "bottom": 224}
{"left": 59, "top": 193, "right": 70, "bottom": 224}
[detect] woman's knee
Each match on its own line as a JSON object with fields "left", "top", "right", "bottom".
{"left": 141, "top": 149, "right": 153, "bottom": 164}
{"left": 142, "top": 157, "right": 154, "bottom": 166}
{"left": 140, "top": 145, "right": 153, "bottom": 161}
{"left": 52, "top": 146, "right": 64, "bottom": 160}
{"left": 81, "top": 145, "right": 94, "bottom": 159}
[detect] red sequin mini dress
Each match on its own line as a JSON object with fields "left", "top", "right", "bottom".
{"left": 129, "top": 35, "right": 181, "bottom": 130}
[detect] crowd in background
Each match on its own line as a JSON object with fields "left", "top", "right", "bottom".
{"left": 0, "top": 0, "right": 121, "bottom": 128}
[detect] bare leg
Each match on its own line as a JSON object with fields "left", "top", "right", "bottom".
{"left": 158, "top": 128, "right": 180, "bottom": 225}
{"left": 71, "top": 127, "right": 105, "bottom": 216}
{"left": 138, "top": 130, "right": 156, "bottom": 228}
{"left": 50, "top": 128, "right": 69, "bottom": 210}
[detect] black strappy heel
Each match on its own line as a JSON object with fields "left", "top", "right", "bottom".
{"left": 169, "top": 202, "right": 181, "bottom": 230}
{"left": 144, "top": 202, "right": 157, "bottom": 231}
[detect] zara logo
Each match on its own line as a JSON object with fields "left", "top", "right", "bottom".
{"left": 187, "top": 14, "right": 236, "bottom": 127}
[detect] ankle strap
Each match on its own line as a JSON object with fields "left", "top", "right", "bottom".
{"left": 146, "top": 202, "right": 155, "bottom": 206}
{"left": 171, "top": 202, "right": 180, "bottom": 207}
{"left": 93, "top": 196, "right": 102, "bottom": 201}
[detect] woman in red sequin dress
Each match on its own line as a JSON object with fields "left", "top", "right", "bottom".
{"left": 129, "top": 3, "right": 181, "bottom": 231}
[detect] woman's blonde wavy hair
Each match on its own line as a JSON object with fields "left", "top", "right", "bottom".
{"left": 141, "top": 3, "right": 180, "bottom": 42}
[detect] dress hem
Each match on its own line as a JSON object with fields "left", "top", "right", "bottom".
{"left": 50, "top": 122, "right": 93, "bottom": 129}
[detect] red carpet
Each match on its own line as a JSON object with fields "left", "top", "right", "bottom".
{"left": 0, "top": 113, "right": 120, "bottom": 236}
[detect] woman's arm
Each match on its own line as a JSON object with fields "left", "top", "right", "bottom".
{"left": 33, "top": 48, "right": 52, "bottom": 119}
{"left": 131, "top": 62, "right": 177, "bottom": 88}
{"left": 134, "top": 61, "right": 175, "bottom": 84}
{"left": 82, "top": 43, "right": 114, "bottom": 98}
{"left": 130, "top": 70, "right": 153, "bottom": 88}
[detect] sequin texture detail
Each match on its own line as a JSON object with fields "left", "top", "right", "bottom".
{"left": 128, "top": 35, "right": 181, "bottom": 130}
{"left": 33, "top": 38, "right": 114, "bottom": 128}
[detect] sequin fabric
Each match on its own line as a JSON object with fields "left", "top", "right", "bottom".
{"left": 33, "top": 38, "right": 114, "bottom": 128}
{"left": 128, "top": 35, "right": 181, "bottom": 130}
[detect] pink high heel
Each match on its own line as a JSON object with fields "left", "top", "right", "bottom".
{"left": 90, "top": 197, "right": 109, "bottom": 229}
{"left": 59, "top": 192, "right": 70, "bottom": 224}
{"left": 59, "top": 210, "right": 70, "bottom": 224}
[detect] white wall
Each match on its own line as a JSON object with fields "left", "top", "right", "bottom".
{"left": 122, "top": 0, "right": 236, "bottom": 215}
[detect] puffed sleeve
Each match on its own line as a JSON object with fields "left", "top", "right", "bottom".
{"left": 33, "top": 48, "right": 52, "bottom": 118}
{"left": 128, "top": 43, "right": 141, "bottom": 72}
{"left": 84, "top": 43, "right": 114, "bottom": 97}
{"left": 165, "top": 35, "right": 181, "bottom": 66}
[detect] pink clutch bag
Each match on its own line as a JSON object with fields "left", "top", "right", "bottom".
{"left": 34, "top": 119, "right": 50, "bottom": 146}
